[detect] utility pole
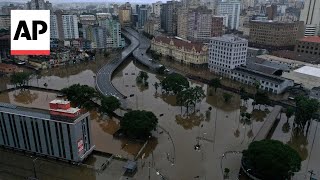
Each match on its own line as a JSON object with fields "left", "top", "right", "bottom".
{"left": 148, "top": 161, "right": 151, "bottom": 180}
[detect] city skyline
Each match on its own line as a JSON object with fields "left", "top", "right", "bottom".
{"left": 4, "top": 0, "right": 169, "bottom": 4}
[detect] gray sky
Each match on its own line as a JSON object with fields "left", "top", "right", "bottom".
{"left": 7, "top": 0, "right": 166, "bottom": 4}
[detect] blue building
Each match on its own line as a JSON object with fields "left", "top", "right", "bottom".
{"left": 137, "top": 5, "right": 149, "bottom": 28}
{"left": 0, "top": 100, "right": 94, "bottom": 162}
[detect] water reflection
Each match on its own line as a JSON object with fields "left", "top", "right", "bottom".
{"left": 13, "top": 89, "right": 38, "bottom": 104}
{"left": 206, "top": 87, "right": 240, "bottom": 112}
{"left": 252, "top": 109, "right": 267, "bottom": 122}
{"left": 175, "top": 113, "right": 205, "bottom": 130}
{"left": 287, "top": 127, "right": 308, "bottom": 161}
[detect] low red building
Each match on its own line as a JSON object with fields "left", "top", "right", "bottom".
{"left": 49, "top": 99, "right": 81, "bottom": 119}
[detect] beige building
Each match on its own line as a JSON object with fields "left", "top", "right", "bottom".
{"left": 119, "top": 3, "right": 132, "bottom": 27}
{"left": 249, "top": 20, "right": 304, "bottom": 49}
{"left": 144, "top": 18, "right": 160, "bottom": 36}
{"left": 151, "top": 36, "right": 208, "bottom": 66}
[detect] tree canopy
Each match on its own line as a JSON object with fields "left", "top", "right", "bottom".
{"left": 294, "top": 96, "right": 319, "bottom": 130}
{"left": 176, "top": 86, "right": 205, "bottom": 113}
{"left": 120, "top": 110, "right": 158, "bottom": 138}
{"left": 10, "top": 72, "right": 32, "bottom": 87}
{"left": 61, "top": 84, "right": 98, "bottom": 110}
{"left": 100, "top": 96, "right": 121, "bottom": 113}
{"left": 209, "top": 78, "right": 221, "bottom": 92}
{"left": 254, "top": 91, "right": 270, "bottom": 108}
{"left": 160, "top": 73, "right": 189, "bottom": 95}
{"left": 242, "top": 140, "right": 301, "bottom": 180}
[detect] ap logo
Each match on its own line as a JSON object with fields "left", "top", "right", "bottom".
{"left": 11, "top": 10, "right": 50, "bottom": 55}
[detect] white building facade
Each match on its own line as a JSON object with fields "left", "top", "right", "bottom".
{"left": 217, "top": 0, "right": 241, "bottom": 30}
{"left": 300, "top": 0, "right": 320, "bottom": 36}
{"left": 208, "top": 34, "right": 248, "bottom": 77}
{"left": 50, "top": 15, "right": 59, "bottom": 39}
{"left": 62, "top": 15, "right": 79, "bottom": 39}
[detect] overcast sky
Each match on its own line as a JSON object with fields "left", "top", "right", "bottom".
{"left": 7, "top": 0, "right": 166, "bottom": 4}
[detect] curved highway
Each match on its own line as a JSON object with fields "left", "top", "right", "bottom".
{"left": 95, "top": 29, "right": 139, "bottom": 102}
{"left": 126, "top": 28, "right": 163, "bottom": 70}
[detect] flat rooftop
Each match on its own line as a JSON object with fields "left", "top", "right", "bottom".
{"left": 294, "top": 66, "right": 320, "bottom": 78}
{"left": 299, "top": 36, "right": 320, "bottom": 43}
{"left": 0, "top": 102, "right": 86, "bottom": 124}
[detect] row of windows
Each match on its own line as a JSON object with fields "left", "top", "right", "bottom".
{"left": 0, "top": 113, "right": 75, "bottom": 160}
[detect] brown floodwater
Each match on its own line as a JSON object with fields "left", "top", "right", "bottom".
{"left": 1, "top": 57, "right": 317, "bottom": 179}
{"left": 111, "top": 61, "right": 271, "bottom": 180}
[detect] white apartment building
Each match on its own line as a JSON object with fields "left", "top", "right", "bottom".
{"left": 0, "top": 15, "right": 10, "bottom": 30}
{"left": 62, "top": 15, "right": 79, "bottom": 39}
{"left": 217, "top": 0, "right": 241, "bottom": 30}
{"left": 152, "top": 1, "right": 162, "bottom": 17}
{"left": 50, "top": 15, "right": 59, "bottom": 39}
{"left": 300, "top": 0, "right": 320, "bottom": 36}
{"left": 208, "top": 34, "right": 248, "bottom": 77}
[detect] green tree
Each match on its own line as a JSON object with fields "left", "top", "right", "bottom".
{"left": 161, "top": 73, "right": 189, "bottom": 95}
{"left": 176, "top": 86, "right": 205, "bottom": 113}
{"left": 121, "top": 110, "right": 158, "bottom": 138}
{"left": 254, "top": 91, "right": 270, "bottom": 109}
{"left": 294, "top": 96, "right": 319, "bottom": 131}
{"left": 100, "top": 96, "right": 121, "bottom": 113}
{"left": 61, "top": 84, "right": 98, "bottom": 110}
{"left": 223, "top": 93, "right": 233, "bottom": 103}
{"left": 242, "top": 140, "right": 301, "bottom": 180}
{"left": 209, "top": 78, "right": 221, "bottom": 92}
{"left": 285, "top": 107, "right": 294, "bottom": 123}
{"left": 10, "top": 72, "right": 32, "bottom": 88}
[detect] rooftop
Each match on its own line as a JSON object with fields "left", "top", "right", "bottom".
{"left": 299, "top": 36, "right": 320, "bottom": 43}
{"left": 153, "top": 36, "right": 207, "bottom": 52}
{"left": 234, "top": 66, "right": 289, "bottom": 83}
{"left": 294, "top": 66, "right": 320, "bottom": 78}
{"left": 211, "top": 35, "right": 248, "bottom": 43}
{"left": 0, "top": 102, "right": 86, "bottom": 123}
{"left": 50, "top": 99, "right": 70, "bottom": 105}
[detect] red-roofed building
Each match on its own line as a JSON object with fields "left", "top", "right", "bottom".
{"left": 151, "top": 36, "right": 208, "bottom": 66}
{"left": 295, "top": 36, "right": 320, "bottom": 57}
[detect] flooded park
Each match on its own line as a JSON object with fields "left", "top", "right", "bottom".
{"left": 0, "top": 57, "right": 319, "bottom": 179}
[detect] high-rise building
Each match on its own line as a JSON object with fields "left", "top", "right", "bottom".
{"left": 119, "top": 2, "right": 132, "bottom": 27}
{"left": 212, "top": 16, "right": 224, "bottom": 37}
{"left": 92, "top": 26, "right": 107, "bottom": 49}
{"left": 217, "top": 0, "right": 241, "bottom": 30}
{"left": 208, "top": 35, "right": 248, "bottom": 77}
{"left": 0, "top": 100, "right": 94, "bottom": 162}
{"left": 1, "top": 4, "right": 19, "bottom": 15}
{"left": 187, "top": 6, "right": 214, "bottom": 42}
{"left": 299, "top": 0, "right": 320, "bottom": 36}
{"left": 137, "top": 5, "right": 149, "bottom": 28}
{"left": 62, "top": 15, "right": 79, "bottom": 39}
{"left": 177, "top": 7, "right": 189, "bottom": 39}
{"left": 249, "top": 20, "right": 304, "bottom": 49}
{"left": 160, "top": 1, "right": 181, "bottom": 35}
{"left": 26, "top": 0, "right": 52, "bottom": 10}
{"left": 0, "top": 15, "right": 10, "bottom": 30}
{"left": 266, "top": 4, "right": 277, "bottom": 20}
{"left": 50, "top": 15, "right": 59, "bottom": 39}
{"left": 152, "top": 1, "right": 162, "bottom": 17}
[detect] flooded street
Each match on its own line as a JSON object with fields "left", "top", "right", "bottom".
{"left": 111, "top": 61, "right": 270, "bottom": 179}
{"left": 0, "top": 57, "right": 318, "bottom": 179}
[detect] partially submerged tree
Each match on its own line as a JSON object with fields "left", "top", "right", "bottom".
{"left": 61, "top": 84, "right": 98, "bottom": 110}
{"left": 120, "top": 110, "right": 158, "bottom": 138}
{"left": 294, "top": 96, "right": 319, "bottom": 132}
{"left": 160, "top": 73, "right": 189, "bottom": 95}
{"left": 100, "top": 96, "right": 121, "bottom": 113}
{"left": 242, "top": 140, "right": 301, "bottom": 180}
{"left": 223, "top": 93, "right": 233, "bottom": 103}
{"left": 11, "top": 72, "right": 32, "bottom": 88}
{"left": 209, "top": 78, "right": 221, "bottom": 92}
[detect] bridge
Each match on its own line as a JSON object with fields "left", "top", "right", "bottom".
{"left": 95, "top": 28, "right": 139, "bottom": 104}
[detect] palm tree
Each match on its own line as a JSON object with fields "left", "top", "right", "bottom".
{"left": 285, "top": 107, "right": 294, "bottom": 123}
